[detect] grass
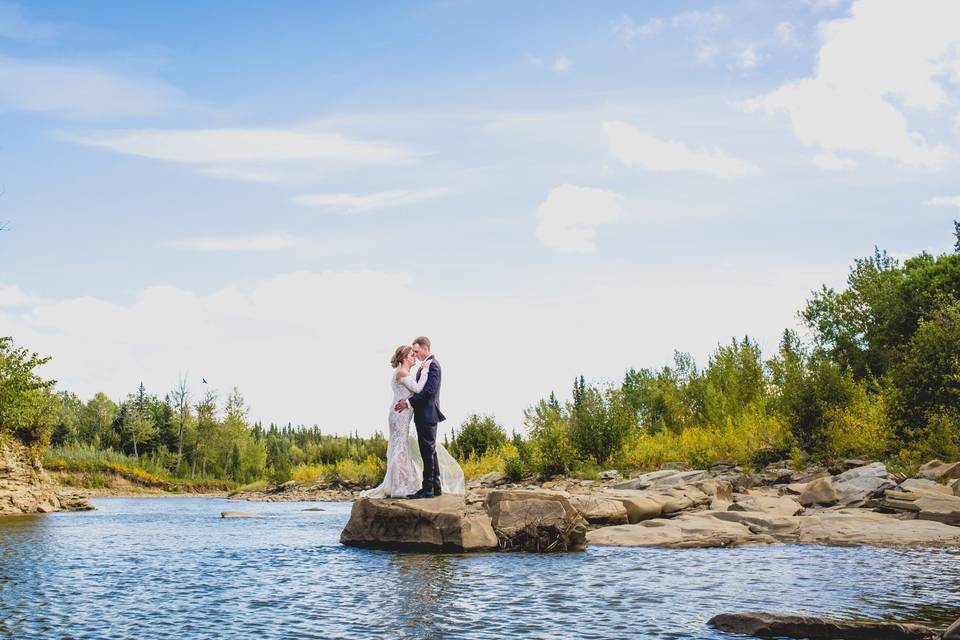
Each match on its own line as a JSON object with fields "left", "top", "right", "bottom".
{"left": 44, "top": 443, "right": 236, "bottom": 492}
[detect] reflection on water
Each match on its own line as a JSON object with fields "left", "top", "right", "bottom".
{"left": 0, "top": 497, "right": 958, "bottom": 639}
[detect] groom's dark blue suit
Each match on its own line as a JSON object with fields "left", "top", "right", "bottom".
{"left": 408, "top": 355, "right": 445, "bottom": 494}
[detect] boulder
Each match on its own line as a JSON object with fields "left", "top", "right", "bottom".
{"left": 477, "top": 471, "right": 508, "bottom": 487}
{"left": 879, "top": 486, "right": 960, "bottom": 526}
{"left": 832, "top": 462, "right": 896, "bottom": 506}
{"left": 708, "top": 612, "right": 940, "bottom": 640}
{"left": 899, "top": 478, "right": 953, "bottom": 495}
{"left": 566, "top": 494, "right": 629, "bottom": 526}
{"left": 484, "top": 490, "right": 587, "bottom": 552}
{"left": 730, "top": 495, "right": 804, "bottom": 516}
{"left": 602, "top": 490, "right": 663, "bottom": 523}
{"left": 339, "top": 496, "right": 498, "bottom": 552}
{"left": 917, "top": 459, "right": 960, "bottom": 481}
{"left": 598, "top": 469, "right": 622, "bottom": 481}
{"left": 611, "top": 469, "right": 706, "bottom": 490}
{"left": 798, "top": 476, "right": 838, "bottom": 507}
{"left": 587, "top": 512, "right": 775, "bottom": 548}
{"left": 711, "top": 510, "right": 801, "bottom": 539}
{"left": 914, "top": 493, "right": 960, "bottom": 526}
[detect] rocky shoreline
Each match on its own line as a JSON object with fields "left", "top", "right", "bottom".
{"left": 0, "top": 439, "right": 92, "bottom": 515}
{"left": 338, "top": 457, "right": 960, "bottom": 551}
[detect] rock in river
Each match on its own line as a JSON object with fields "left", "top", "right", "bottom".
{"left": 485, "top": 490, "right": 587, "bottom": 552}
{"left": 587, "top": 512, "right": 776, "bottom": 549}
{"left": 340, "top": 495, "right": 498, "bottom": 552}
{"left": 708, "top": 611, "right": 940, "bottom": 640}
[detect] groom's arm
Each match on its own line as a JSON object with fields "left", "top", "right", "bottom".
{"left": 408, "top": 364, "right": 440, "bottom": 407}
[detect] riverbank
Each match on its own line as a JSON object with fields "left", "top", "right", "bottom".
{"left": 0, "top": 438, "right": 92, "bottom": 514}
{"left": 336, "top": 457, "right": 960, "bottom": 551}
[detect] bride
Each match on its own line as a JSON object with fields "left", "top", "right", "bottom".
{"left": 361, "top": 345, "right": 464, "bottom": 498}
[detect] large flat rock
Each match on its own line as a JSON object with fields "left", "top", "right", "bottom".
{"left": 587, "top": 508, "right": 960, "bottom": 549}
{"left": 795, "top": 510, "right": 960, "bottom": 547}
{"left": 339, "top": 495, "right": 498, "bottom": 552}
{"left": 586, "top": 512, "right": 776, "bottom": 548}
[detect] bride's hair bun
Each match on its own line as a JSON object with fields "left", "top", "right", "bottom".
{"left": 391, "top": 345, "right": 412, "bottom": 368}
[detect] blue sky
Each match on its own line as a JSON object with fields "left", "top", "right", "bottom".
{"left": 1, "top": 0, "right": 959, "bottom": 435}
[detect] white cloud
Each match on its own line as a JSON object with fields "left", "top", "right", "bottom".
{"left": 164, "top": 231, "right": 296, "bottom": 252}
{"left": 292, "top": 188, "right": 451, "bottom": 212}
{"left": 0, "top": 284, "right": 31, "bottom": 306}
{"left": 603, "top": 120, "right": 759, "bottom": 178}
{"left": 612, "top": 16, "right": 664, "bottom": 43}
{"left": 0, "top": 1, "right": 60, "bottom": 43}
{"left": 63, "top": 126, "right": 416, "bottom": 182}
{"left": 0, "top": 265, "right": 842, "bottom": 436}
{"left": 924, "top": 195, "right": 960, "bottom": 208}
{"left": 776, "top": 21, "right": 799, "bottom": 47}
{"left": 672, "top": 9, "right": 728, "bottom": 31}
{"left": 535, "top": 184, "right": 623, "bottom": 254}
{"left": 0, "top": 55, "right": 188, "bottom": 119}
{"left": 737, "top": 46, "right": 760, "bottom": 69}
{"left": 745, "top": 0, "right": 960, "bottom": 170}
{"left": 527, "top": 54, "right": 572, "bottom": 73}
{"left": 813, "top": 151, "right": 857, "bottom": 170}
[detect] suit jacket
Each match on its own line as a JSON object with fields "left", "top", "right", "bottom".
{"left": 408, "top": 355, "right": 446, "bottom": 426}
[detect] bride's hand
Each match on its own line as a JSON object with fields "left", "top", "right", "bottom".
{"left": 421, "top": 359, "right": 432, "bottom": 370}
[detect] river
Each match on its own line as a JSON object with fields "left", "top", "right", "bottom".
{"left": 1, "top": 497, "right": 958, "bottom": 639}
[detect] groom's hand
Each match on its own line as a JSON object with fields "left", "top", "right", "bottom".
{"left": 395, "top": 399, "right": 408, "bottom": 411}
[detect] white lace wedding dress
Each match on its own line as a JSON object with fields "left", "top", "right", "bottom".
{"left": 360, "top": 366, "right": 464, "bottom": 498}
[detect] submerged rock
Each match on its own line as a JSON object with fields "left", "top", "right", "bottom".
{"left": 708, "top": 611, "right": 940, "bottom": 640}
{"left": 484, "top": 490, "right": 587, "bottom": 552}
{"left": 339, "top": 496, "right": 497, "bottom": 552}
{"left": 221, "top": 511, "right": 264, "bottom": 518}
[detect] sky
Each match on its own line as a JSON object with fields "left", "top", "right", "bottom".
{"left": 1, "top": 0, "right": 959, "bottom": 437}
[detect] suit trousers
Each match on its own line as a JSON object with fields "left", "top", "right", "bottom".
{"left": 415, "top": 421, "right": 440, "bottom": 491}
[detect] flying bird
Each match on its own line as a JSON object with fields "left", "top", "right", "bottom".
{"left": 202, "top": 378, "right": 208, "bottom": 384}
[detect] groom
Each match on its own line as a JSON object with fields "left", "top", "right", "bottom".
{"left": 394, "top": 335, "right": 445, "bottom": 499}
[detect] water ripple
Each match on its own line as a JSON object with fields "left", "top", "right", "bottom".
{"left": 0, "top": 497, "right": 958, "bottom": 639}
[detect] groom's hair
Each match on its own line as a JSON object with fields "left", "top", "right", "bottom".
{"left": 412, "top": 336, "right": 431, "bottom": 350}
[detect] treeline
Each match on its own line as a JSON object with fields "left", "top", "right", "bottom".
{"left": 447, "top": 224, "right": 960, "bottom": 479}
{"left": 3, "top": 224, "right": 959, "bottom": 485}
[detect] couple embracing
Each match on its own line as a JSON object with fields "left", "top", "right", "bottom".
{"left": 361, "top": 336, "right": 464, "bottom": 500}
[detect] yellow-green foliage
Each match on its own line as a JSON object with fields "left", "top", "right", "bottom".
{"left": 821, "top": 390, "right": 892, "bottom": 461}
{"left": 616, "top": 408, "right": 791, "bottom": 471}
{"left": 290, "top": 454, "right": 386, "bottom": 486}
{"left": 44, "top": 443, "right": 235, "bottom": 492}
{"left": 459, "top": 442, "right": 522, "bottom": 480}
